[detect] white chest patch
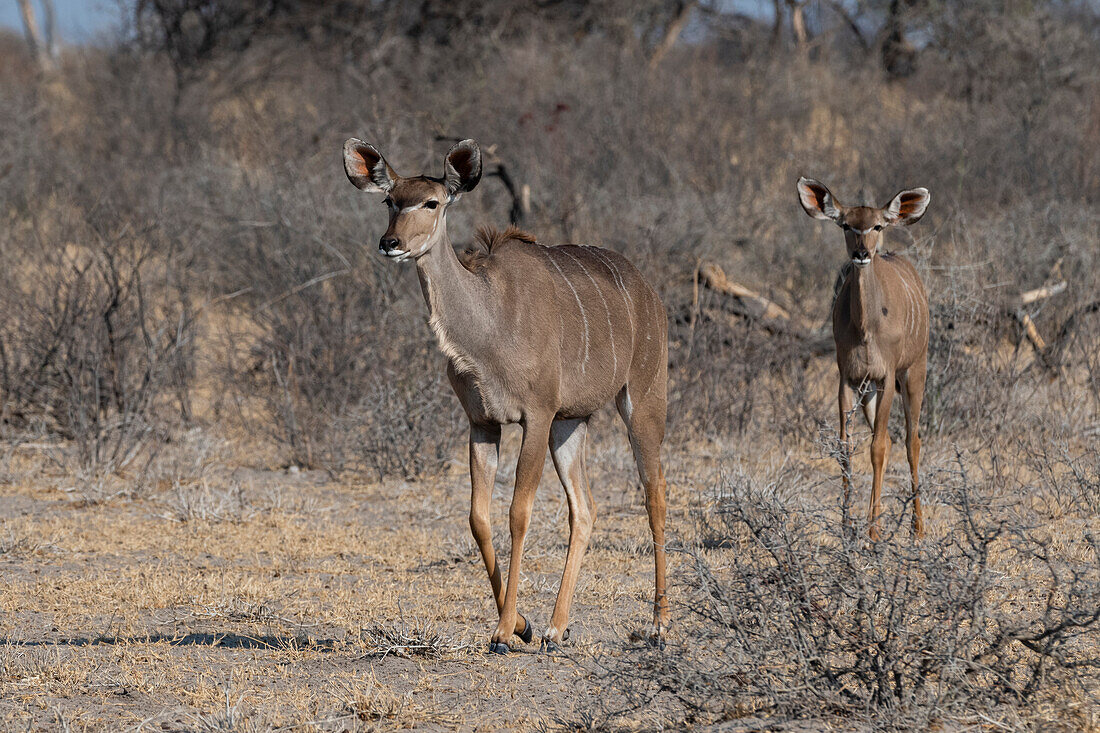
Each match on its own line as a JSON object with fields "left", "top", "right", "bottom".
{"left": 423, "top": 272, "right": 478, "bottom": 378}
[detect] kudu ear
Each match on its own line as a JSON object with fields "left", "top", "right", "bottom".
{"left": 343, "top": 139, "right": 397, "bottom": 193}
{"left": 797, "top": 177, "right": 842, "bottom": 221}
{"left": 443, "top": 139, "right": 483, "bottom": 197}
{"left": 883, "top": 187, "right": 930, "bottom": 226}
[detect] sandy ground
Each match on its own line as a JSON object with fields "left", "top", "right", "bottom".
{"left": 0, "top": 413, "right": 723, "bottom": 731}
{"left": 5, "top": 392, "right": 1093, "bottom": 731}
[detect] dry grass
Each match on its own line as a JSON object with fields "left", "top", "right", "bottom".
{"left": 3, "top": 405, "right": 1097, "bottom": 730}
{"left": 0, "top": 422, "right": 695, "bottom": 730}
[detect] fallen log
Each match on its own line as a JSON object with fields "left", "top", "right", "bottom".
{"left": 1010, "top": 279, "right": 1066, "bottom": 371}
{"left": 699, "top": 262, "right": 794, "bottom": 322}
{"left": 692, "top": 262, "right": 834, "bottom": 355}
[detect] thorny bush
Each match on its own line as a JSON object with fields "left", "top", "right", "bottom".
{"left": 592, "top": 440, "right": 1100, "bottom": 729}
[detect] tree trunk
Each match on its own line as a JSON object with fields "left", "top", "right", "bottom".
{"left": 771, "top": 0, "right": 784, "bottom": 48}
{"left": 16, "top": 0, "right": 56, "bottom": 70}
{"left": 882, "top": 0, "right": 917, "bottom": 78}
{"left": 41, "top": 0, "right": 58, "bottom": 60}
{"left": 787, "top": 0, "right": 809, "bottom": 57}
{"left": 648, "top": 1, "right": 698, "bottom": 71}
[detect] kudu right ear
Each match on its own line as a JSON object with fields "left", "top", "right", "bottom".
{"left": 443, "top": 139, "right": 483, "bottom": 198}
{"left": 883, "top": 187, "right": 930, "bottom": 226}
{"left": 343, "top": 139, "right": 397, "bottom": 193}
{"left": 797, "top": 177, "right": 842, "bottom": 222}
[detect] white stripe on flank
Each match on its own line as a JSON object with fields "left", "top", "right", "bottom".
{"left": 545, "top": 248, "right": 590, "bottom": 372}
{"left": 638, "top": 290, "right": 657, "bottom": 401}
{"left": 561, "top": 248, "right": 616, "bottom": 377}
{"left": 588, "top": 247, "right": 636, "bottom": 349}
{"left": 899, "top": 275, "right": 917, "bottom": 339}
{"left": 896, "top": 275, "right": 910, "bottom": 336}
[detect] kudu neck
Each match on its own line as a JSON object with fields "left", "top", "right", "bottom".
{"left": 849, "top": 259, "right": 885, "bottom": 336}
{"left": 413, "top": 217, "right": 493, "bottom": 357}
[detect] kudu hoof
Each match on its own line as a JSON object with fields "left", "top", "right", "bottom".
{"left": 517, "top": 618, "right": 534, "bottom": 645}
{"left": 645, "top": 624, "right": 667, "bottom": 650}
{"left": 488, "top": 641, "right": 511, "bottom": 655}
{"left": 539, "top": 627, "right": 570, "bottom": 654}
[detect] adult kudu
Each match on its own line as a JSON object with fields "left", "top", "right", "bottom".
{"left": 797, "top": 177, "right": 931, "bottom": 540}
{"left": 343, "top": 138, "right": 670, "bottom": 653}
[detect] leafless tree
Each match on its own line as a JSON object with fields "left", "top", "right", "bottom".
{"left": 15, "top": 0, "right": 57, "bottom": 70}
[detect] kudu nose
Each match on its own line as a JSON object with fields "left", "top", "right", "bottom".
{"left": 379, "top": 236, "right": 400, "bottom": 252}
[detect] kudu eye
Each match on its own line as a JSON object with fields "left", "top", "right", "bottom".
{"left": 424, "top": 200, "right": 439, "bottom": 209}
{"left": 873, "top": 224, "right": 884, "bottom": 231}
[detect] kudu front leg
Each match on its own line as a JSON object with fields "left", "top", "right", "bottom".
{"left": 868, "top": 377, "right": 895, "bottom": 541}
{"left": 469, "top": 424, "right": 532, "bottom": 646}
{"left": 489, "top": 415, "right": 552, "bottom": 654}
{"left": 838, "top": 379, "right": 856, "bottom": 519}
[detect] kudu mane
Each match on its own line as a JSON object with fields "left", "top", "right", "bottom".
{"left": 459, "top": 225, "right": 539, "bottom": 272}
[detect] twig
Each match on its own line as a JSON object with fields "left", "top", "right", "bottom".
{"left": 648, "top": 1, "right": 698, "bottom": 71}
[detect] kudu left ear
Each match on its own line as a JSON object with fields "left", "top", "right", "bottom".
{"left": 884, "top": 187, "right": 930, "bottom": 226}
{"left": 797, "top": 177, "right": 843, "bottom": 222}
{"left": 444, "top": 139, "right": 483, "bottom": 198}
{"left": 343, "top": 139, "right": 397, "bottom": 193}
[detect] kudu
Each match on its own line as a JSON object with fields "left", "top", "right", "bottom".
{"left": 797, "top": 177, "right": 931, "bottom": 540}
{"left": 343, "top": 138, "right": 669, "bottom": 653}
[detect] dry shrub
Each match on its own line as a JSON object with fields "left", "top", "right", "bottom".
{"left": 203, "top": 172, "right": 462, "bottom": 477}
{"left": 590, "top": 443, "right": 1100, "bottom": 730}
{"left": 357, "top": 619, "right": 472, "bottom": 660}
{"left": 0, "top": 214, "right": 194, "bottom": 477}
{"left": 668, "top": 304, "right": 819, "bottom": 444}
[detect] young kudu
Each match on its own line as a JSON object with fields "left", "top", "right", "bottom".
{"left": 343, "top": 138, "right": 669, "bottom": 653}
{"left": 797, "top": 178, "right": 931, "bottom": 540}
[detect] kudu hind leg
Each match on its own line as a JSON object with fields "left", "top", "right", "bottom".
{"left": 900, "top": 366, "right": 927, "bottom": 537}
{"left": 544, "top": 418, "right": 594, "bottom": 649}
{"left": 469, "top": 425, "right": 532, "bottom": 645}
{"left": 617, "top": 387, "right": 669, "bottom": 638}
{"left": 490, "top": 415, "right": 552, "bottom": 653}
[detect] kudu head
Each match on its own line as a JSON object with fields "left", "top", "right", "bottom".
{"left": 343, "top": 138, "right": 483, "bottom": 262}
{"left": 797, "top": 177, "right": 930, "bottom": 268}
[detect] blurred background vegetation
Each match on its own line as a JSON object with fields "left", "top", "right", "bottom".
{"left": 1, "top": 0, "right": 1099, "bottom": 476}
